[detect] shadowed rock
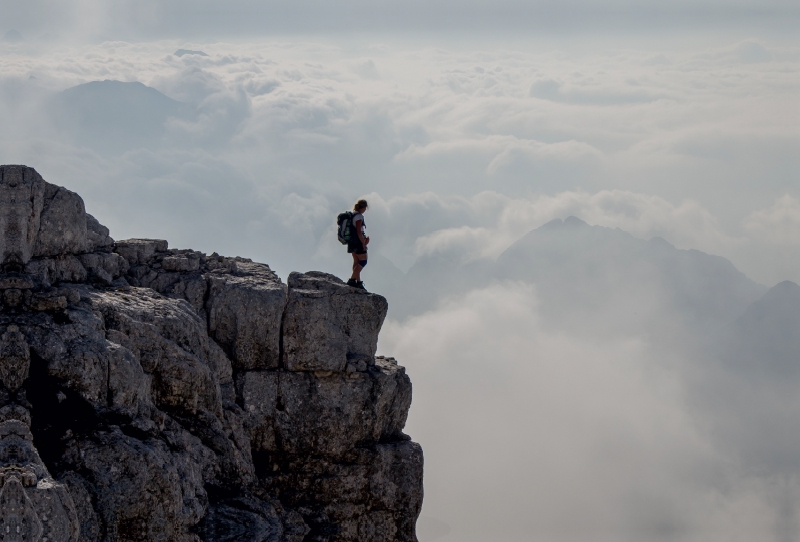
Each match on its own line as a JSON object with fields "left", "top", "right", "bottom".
{"left": 0, "top": 417, "right": 81, "bottom": 541}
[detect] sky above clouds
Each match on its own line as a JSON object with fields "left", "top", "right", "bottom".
{"left": 2, "top": 0, "right": 800, "bottom": 40}
{"left": 1, "top": 2, "right": 799, "bottom": 540}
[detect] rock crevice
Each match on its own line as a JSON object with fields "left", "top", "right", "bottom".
{"left": 0, "top": 165, "right": 423, "bottom": 542}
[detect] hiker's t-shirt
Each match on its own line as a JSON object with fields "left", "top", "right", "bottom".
{"left": 352, "top": 213, "right": 367, "bottom": 239}
{"left": 350, "top": 213, "right": 367, "bottom": 250}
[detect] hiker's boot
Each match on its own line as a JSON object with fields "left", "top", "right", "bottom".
{"left": 346, "top": 278, "right": 358, "bottom": 288}
{"left": 356, "top": 281, "right": 367, "bottom": 291}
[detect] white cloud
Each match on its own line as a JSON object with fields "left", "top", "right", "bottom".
{"left": 411, "top": 189, "right": 737, "bottom": 262}
{"left": 379, "top": 282, "right": 786, "bottom": 542}
{"left": 745, "top": 195, "right": 800, "bottom": 246}
{"left": 728, "top": 195, "right": 800, "bottom": 285}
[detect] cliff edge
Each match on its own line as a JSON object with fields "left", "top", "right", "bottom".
{"left": 0, "top": 165, "right": 423, "bottom": 542}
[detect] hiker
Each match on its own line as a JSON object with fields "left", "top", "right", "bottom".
{"left": 346, "top": 199, "right": 369, "bottom": 290}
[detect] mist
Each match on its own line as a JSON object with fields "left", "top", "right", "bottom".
{"left": 1, "top": 2, "right": 799, "bottom": 540}
{"left": 379, "top": 221, "right": 800, "bottom": 541}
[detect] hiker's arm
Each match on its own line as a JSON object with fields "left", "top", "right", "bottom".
{"left": 356, "top": 219, "right": 368, "bottom": 246}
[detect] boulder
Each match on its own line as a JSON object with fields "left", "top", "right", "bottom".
{"left": 86, "top": 213, "right": 114, "bottom": 251}
{"left": 114, "top": 238, "right": 169, "bottom": 266}
{"left": 282, "top": 271, "right": 388, "bottom": 372}
{"left": 206, "top": 260, "right": 286, "bottom": 371}
{"left": 0, "top": 418, "right": 81, "bottom": 542}
{"left": 272, "top": 358, "right": 412, "bottom": 457}
{"left": 0, "top": 165, "right": 89, "bottom": 264}
{"left": 262, "top": 440, "right": 423, "bottom": 542}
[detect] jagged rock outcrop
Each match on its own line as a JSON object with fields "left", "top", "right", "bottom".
{"left": 0, "top": 165, "right": 423, "bottom": 542}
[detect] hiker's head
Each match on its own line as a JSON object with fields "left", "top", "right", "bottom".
{"left": 354, "top": 199, "right": 368, "bottom": 213}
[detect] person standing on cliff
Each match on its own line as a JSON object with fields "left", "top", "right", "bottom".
{"left": 347, "top": 199, "right": 369, "bottom": 290}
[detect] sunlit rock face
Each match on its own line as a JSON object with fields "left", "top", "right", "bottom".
{"left": 0, "top": 165, "right": 423, "bottom": 542}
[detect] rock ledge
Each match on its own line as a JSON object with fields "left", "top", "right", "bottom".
{"left": 0, "top": 165, "right": 423, "bottom": 542}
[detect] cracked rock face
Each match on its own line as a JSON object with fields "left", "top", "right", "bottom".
{"left": 0, "top": 166, "right": 423, "bottom": 542}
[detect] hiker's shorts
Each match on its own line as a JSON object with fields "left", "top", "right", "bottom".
{"left": 347, "top": 240, "right": 366, "bottom": 255}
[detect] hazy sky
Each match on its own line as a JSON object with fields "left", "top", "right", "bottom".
{"left": 2, "top": 0, "right": 800, "bottom": 40}
{"left": 1, "top": 2, "right": 799, "bottom": 540}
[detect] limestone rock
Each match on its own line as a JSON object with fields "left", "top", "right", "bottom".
{"left": 0, "top": 418, "right": 81, "bottom": 542}
{"left": 24, "top": 254, "right": 88, "bottom": 287}
{"left": 34, "top": 182, "right": 88, "bottom": 258}
{"left": 0, "top": 165, "right": 89, "bottom": 265}
{"left": 0, "top": 165, "right": 423, "bottom": 542}
{"left": 205, "top": 259, "right": 286, "bottom": 371}
{"left": 86, "top": 213, "right": 114, "bottom": 252}
{"left": 282, "top": 272, "right": 388, "bottom": 372}
{"left": 236, "top": 370, "right": 278, "bottom": 452}
{"left": 272, "top": 360, "right": 411, "bottom": 457}
{"left": 260, "top": 440, "right": 423, "bottom": 542}
{"left": 114, "top": 238, "right": 169, "bottom": 266}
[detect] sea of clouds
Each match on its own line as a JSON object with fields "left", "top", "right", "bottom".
{"left": 0, "top": 37, "right": 798, "bottom": 283}
{"left": 381, "top": 283, "right": 773, "bottom": 542}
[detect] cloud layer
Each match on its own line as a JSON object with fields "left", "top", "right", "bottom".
{"left": 379, "top": 282, "right": 796, "bottom": 542}
{"left": 0, "top": 37, "right": 797, "bottom": 283}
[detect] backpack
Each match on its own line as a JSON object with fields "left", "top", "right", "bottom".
{"left": 337, "top": 211, "right": 354, "bottom": 245}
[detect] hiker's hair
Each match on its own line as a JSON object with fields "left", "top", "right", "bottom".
{"left": 353, "top": 199, "right": 368, "bottom": 212}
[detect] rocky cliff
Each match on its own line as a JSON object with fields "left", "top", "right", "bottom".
{"left": 0, "top": 165, "right": 423, "bottom": 542}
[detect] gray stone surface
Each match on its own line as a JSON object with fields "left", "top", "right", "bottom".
{"left": 273, "top": 359, "right": 412, "bottom": 457}
{"left": 259, "top": 439, "right": 423, "bottom": 542}
{"left": 0, "top": 165, "right": 89, "bottom": 265}
{"left": 0, "top": 417, "right": 81, "bottom": 542}
{"left": 282, "top": 272, "right": 388, "bottom": 372}
{"left": 86, "top": 213, "right": 114, "bottom": 252}
{"left": 114, "top": 238, "right": 168, "bottom": 266}
{"left": 34, "top": 182, "right": 88, "bottom": 258}
{"left": 206, "top": 259, "right": 286, "bottom": 371}
{"left": 0, "top": 165, "right": 423, "bottom": 542}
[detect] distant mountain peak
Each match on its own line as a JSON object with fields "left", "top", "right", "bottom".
{"left": 539, "top": 218, "right": 563, "bottom": 230}
{"left": 563, "top": 216, "right": 589, "bottom": 227}
{"left": 538, "top": 216, "right": 590, "bottom": 231}
{"left": 54, "top": 80, "right": 189, "bottom": 154}
{"left": 770, "top": 279, "right": 800, "bottom": 292}
{"left": 760, "top": 280, "right": 800, "bottom": 304}
{"left": 2, "top": 30, "right": 23, "bottom": 43}
{"left": 649, "top": 236, "right": 675, "bottom": 249}
{"left": 734, "top": 280, "right": 800, "bottom": 332}
{"left": 174, "top": 49, "right": 208, "bottom": 57}
{"left": 729, "top": 280, "right": 800, "bottom": 378}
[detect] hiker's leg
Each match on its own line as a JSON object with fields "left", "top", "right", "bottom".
{"left": 351, "top": 252, "right": 360, "bottom": 280}
{"left": 355, "top": 253, "right": 367, "bottom": 280}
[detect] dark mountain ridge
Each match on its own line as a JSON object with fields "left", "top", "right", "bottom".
{"left": 387, "top": 216, "right": 766, "bottom": 335}
{"left": 495, "top": 216, "right": 766, "bottom": 332}
{"left": 724, "top": 280, "right": 800, "bottom": 379}
{"left": 53, "top": 80, "right": 193, "bottom": 154}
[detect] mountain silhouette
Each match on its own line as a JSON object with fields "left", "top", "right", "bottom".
{"left": 2, "top": 30, "right": 23, "bottom": 43}
{"left": 724, "top": 281, "right": 800, "bottom": 378}
{"left": 174, "top": 49, "right": 208, "bottom": 57}
{"left": 493, "top": 217, "right": 765, "bottom": 332}
{"left": 53, "top": 80, "right": 192, "bottom": 154}
{"left": 389, "top": 216, "right": 765, "bottom": 335}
